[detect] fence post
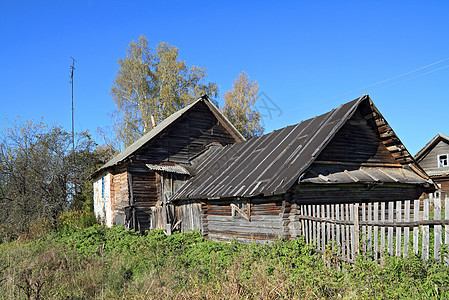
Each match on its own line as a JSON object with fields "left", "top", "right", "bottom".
{"left": 381, "top": 202, "right": 386, "bottom": 258}
{"left": 388, "top": 202, "right": 394, "bottom": 256}
{"left": 434, "top": 195, "right": 442, "bottom": 260}
{"left": 396, "top": 200, "right": 402, "bottom": 257}
{"left": 354, "top": 203, "right": 360, "bottom": 255}
{"left": 346, "top": 204, "right": 351, "bottom": 260}
{"left": 373, "top": 202, "right": 379, "bottom": 260}
{"left": 422, "top": 198, "right": 430, "bottom": 260}
{"left": 413, "top": 199, "right": 420, "bottom": 255}
{"left": 403, "top": 200, "right": 410, "bottom": 257}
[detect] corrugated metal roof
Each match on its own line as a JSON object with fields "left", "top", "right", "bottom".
{"left": 93, "top": 96, "right": 244, "bottom": 176}
{"left": 172, "top": 95, "right": 431, "bottom": 201}
{"left": 146, "top": 163, "right": 190, "bottom": 175}
{"left": 301, "top": 165, "right": 429, "bottom": 185}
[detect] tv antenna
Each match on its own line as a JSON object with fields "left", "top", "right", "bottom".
{"left": 70, "top": 58, "right": 76, "bottom": 182}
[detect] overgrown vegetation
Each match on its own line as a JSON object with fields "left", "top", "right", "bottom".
{"left": 1, "top": 219, "right": 449, "bottom": 299}
{"left": 0, "top": 118, "right": 114, "bottom": 242}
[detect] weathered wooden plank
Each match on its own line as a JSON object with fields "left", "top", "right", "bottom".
{"left": 373, "top": 202, "right": 379, "bottom": 260}
{"left": 388, "top": 201, "right": 394, "bottom": 256}
{"left": 336, "top": 204, "right": 341, "bottom": 255}
{"left": 381, "top": 202, "right": 386, "bottom": 257}
{"left": 446, "top": 197, "right": 449, "bottom": 248}
{"left": 207, "top": 224, "right": 281, "bottom": 234}
{"left": 340, "top": 204, "right": 345, "bottom": 259}
{"left": 312, "top": 205, "right": 317, "bottom": 247}
{"left": 300, "top": 205, "right": 306, "bottom": 240}
{"left": 422, "top": 198, "right": 430, "bottom": 260}
{"left": 326, "top": 204, "right": 331, "bottom": 250}
{"left": 308, "top": 205, "right": 312, "bottom": 245}
{"left": 395, "top": 200, "right": 402, "bottom": 256}
{"left": 346, "top": 203, "right": 351, "bottom": 260}
{"left": 362, "top": 203, "right": 367, "bottom": 254}
{"left": 331, "top": 204, "right": 335, "bottom": 251}
{"left": 316, "top": 205, "right": 321, "bottom": 250}
{"left": 354, "top": 203, "right": 360, "bottom": 255}
{"left": 434, "top": 195, "right": 442, "bottom": 260}
{"left": 403, "top": 200, "right": 410, "bottom": 257}
{"left": 413, "top": 199, "right": 420, "bottom": 255}
{"left": 367, "top": 203, "right": 373, "bottom": 254}
{"left": 321, "top": 205, "right": 326, "bottom": 251}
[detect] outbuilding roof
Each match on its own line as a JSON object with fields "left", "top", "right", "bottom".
{"left": 173, "top": 95, "right": 432, "bottom": 201}
{"left": 414, "top": 133, "right": 449, "bottom": 162}
{"left": 93, "top": 96, "right": 244, "bottom": 176}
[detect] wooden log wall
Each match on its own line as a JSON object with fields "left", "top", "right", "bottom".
{"left": 185, "top": 196, "right": 284, "bottom": 243}
{"left": 316, "top": 110, "right": 397, "bottom": 165}
{"left": 127, "top": 102, "right": 237, "bottom": 171}
{"left": 288, "top": 183, "right": 425, "bottom": 205}
{"left": 110, "top": 167, "right": 128, "bottom": 225}
{"left": 176, "top": 201, "right": 204, "bottom": 233}
{"left": 296, "top": 195, "right": 449, "bottom": 263}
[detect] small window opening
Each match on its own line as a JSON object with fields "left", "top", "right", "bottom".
{"left": 438, "top": 154, "right": 448, "bottom": 168}
{"left": 231, "top": 200, "right": 250, "bottom": 221}
{"left": 101, "top": 177, "right": 105, "bottom": 198}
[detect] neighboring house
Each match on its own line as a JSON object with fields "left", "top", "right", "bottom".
{"left": 414, "top": 133, "right": 449, "bottom": 198}
{"left": 172, "top": 95, "right": 434, "bottom": 243}
{"left": 92, "top": 96, "right": 245, "bottom": 232}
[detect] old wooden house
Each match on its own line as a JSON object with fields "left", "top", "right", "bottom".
{"left": 415, "top": 133, "right": 449, "bottom": 198}
{"left": 92, "top": 96, "right": 245, "bottom": 232}
{"left": 172, "top": 95, "right": 434, "bottom": 243}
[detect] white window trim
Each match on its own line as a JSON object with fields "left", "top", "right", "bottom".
{"left": 437, "top": 154, "right": 449, "bottom": 168}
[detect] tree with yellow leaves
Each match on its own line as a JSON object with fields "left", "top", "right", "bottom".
{"left": 221, "top": 71, "right": 264, "bottom": 139}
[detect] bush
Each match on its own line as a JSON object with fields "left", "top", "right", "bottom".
{"left": 2, "top": 226, "right": 449, "bottom": 299}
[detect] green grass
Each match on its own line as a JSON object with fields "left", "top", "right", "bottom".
{"left": 1, "top": 224, "right": 449, "bottom": 299}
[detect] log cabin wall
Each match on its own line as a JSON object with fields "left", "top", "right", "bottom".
{"left": 127, "top": 101, "right": 237, "bottom": 168}
{"left": 119, "top": 101, "right": 239, "bottom": 232}
{"left": 315, "top": 110, "right": 397, "bottom": 165}
{"left": 177, "top": 195, "right": 285, "bottom": 243}
{"left": 110, "top": 166, "right": 129, "bottom": 226}
{"left": 417, "top": 139, "right": 449, "bottom": 172}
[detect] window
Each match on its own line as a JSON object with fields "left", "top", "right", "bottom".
{"left": 101, "top": 177, "right": 105, "bottom": 198}
{"left": 231, "top": 200, "right": 250, "bottom": 221}
{"left": 162, "top": 173, "right": 187, "bottom": 202}
{"left": 438, "top": 154, "right": 448, "bottom": 168}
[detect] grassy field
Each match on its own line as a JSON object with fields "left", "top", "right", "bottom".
{"left": 1, "top": 218, "right": 449, "bottom": 299}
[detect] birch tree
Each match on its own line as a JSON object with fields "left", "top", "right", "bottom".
{"left": 221, "top": 71, "right": 264, "bottom": 139}
{"left": 111, "top": 36, "right": 218, "bottom": 148}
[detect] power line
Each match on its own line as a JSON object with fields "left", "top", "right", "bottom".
{"left": 324, "top": 57, "right": 449, "bottom": 101}
{"left": 281, "top": 57, "right": 449, "bottom": 118}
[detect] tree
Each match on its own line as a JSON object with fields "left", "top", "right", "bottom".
{"left": 111, "top": 35, "right": 218, "bottom": 148}
{"left": 221, "top": 71, "right": 264, "bottom": 139}
{"left": 0, "top": 119, "right": 112, "bottom": 239}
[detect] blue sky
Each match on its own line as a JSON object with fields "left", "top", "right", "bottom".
{"left": 1, "top": 1, "right": 448, "bottom": 155}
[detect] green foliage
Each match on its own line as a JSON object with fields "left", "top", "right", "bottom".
{"left": 222, "top": 71, "right": 264, "bottom": 139}
{"left": 2, "top": 226, "right": 449, "bottom": 299}
{"left": 111, "top": 35, "right": 219, "bottom": 148}
{"left": 0, "top": 118, "right": 112, "bottom": 241}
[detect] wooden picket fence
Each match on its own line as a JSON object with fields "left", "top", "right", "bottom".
{"left": 298, "top": 195, "right": 449, "bottom": 263}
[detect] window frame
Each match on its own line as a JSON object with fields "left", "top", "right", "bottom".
{"left": 437, "top": 154, "right": 449, "bottom": 168}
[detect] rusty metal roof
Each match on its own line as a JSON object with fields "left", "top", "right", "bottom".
{"left": 172, "top": 95, "right": 431, "bottom": 201}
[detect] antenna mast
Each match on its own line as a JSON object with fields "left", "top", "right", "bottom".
{"left": 70, "top": 58, "right": 76, "bottom": 182}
